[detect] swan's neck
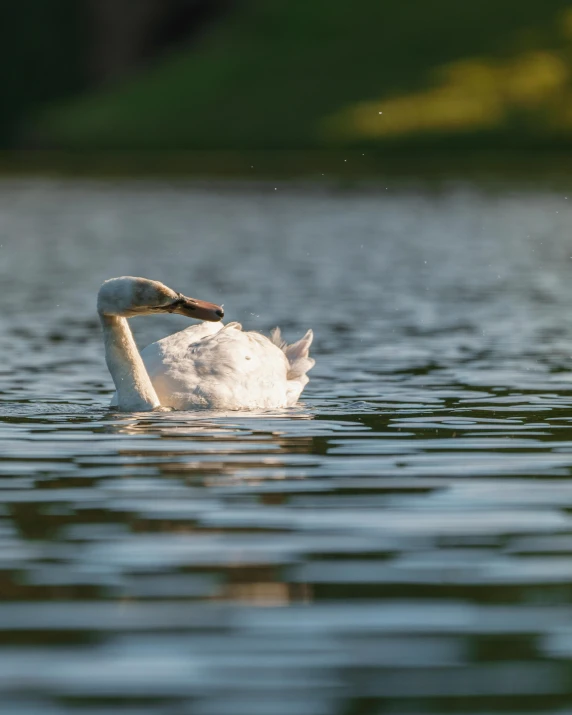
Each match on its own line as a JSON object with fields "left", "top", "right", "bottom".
{"left": 100, "top": 315, "right": 160, "bottom": 411}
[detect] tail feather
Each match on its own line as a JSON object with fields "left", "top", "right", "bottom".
{"left": 271, "top": 328, "right": 315, "bottom": 380}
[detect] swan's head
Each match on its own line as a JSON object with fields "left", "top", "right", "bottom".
{"left": 98, "top": 277, "right": 224, "bottom": 321}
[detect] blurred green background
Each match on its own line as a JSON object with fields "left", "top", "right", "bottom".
{"left": 5, "top": 0, "right": 572, "bottom": 174}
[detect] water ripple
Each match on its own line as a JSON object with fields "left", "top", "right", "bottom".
{"left": 2, "top": 180, "right": 572, "bottom": 712}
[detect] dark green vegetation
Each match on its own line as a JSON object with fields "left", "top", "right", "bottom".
{"left": 2, "top": 0, "right": 87, "bottom": 145}
{"left": 15, "top": 0, "right": 572, "bottom": 154}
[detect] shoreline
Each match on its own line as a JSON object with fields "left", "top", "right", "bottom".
{"left": 2, "top": 150, "right": 572, "bottom": 189}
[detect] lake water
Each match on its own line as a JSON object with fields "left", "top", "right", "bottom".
{"left": 2, "top": 178, "right": 572, "bottom": 713}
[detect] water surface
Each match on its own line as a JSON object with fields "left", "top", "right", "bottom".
{"left": 2, "top": 179, "right": 572, "bottom": 713}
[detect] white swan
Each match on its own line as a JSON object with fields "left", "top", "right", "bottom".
{"left": 97, "top": 276, "right": 314, "bottom": 411}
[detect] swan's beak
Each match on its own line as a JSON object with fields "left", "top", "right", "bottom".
{"left": 169, "top": 294, "right": 224, "bottom": 322}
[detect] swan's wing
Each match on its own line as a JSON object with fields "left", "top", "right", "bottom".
{"left": 148, "top": 321, "right": 225, "bottom": 352}
{"left": 141, "top": 322, "right": 291, "bottom": 409}
{"left": 140, "top": 321, "right": 224, "bottom": 374}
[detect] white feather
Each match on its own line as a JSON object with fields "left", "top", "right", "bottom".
{"left": 139, "top": 321, "right": 314, "bottom": 410}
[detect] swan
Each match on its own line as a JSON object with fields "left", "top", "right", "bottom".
{"left": 97, "top": 276, "right": 314, "bottom": 411}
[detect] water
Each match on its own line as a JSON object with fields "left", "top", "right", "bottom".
{"left": 2, "top": 178, "right": 572, "bottom": 713}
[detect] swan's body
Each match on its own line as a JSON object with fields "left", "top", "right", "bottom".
{"left": 98, "top": 277, "right": 314, "bottom": 412}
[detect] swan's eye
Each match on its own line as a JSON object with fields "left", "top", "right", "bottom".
{"left": 168, "top": 295, "right": 197, "bottom": 312}
{"left": 166, "top": 298, "right": 187, "bottom": 313}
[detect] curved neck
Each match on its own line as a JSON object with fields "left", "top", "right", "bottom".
{"left": 100, "top": 315, "right": 160, "bottom": 411}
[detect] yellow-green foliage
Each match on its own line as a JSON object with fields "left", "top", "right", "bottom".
{"left": 26, "top": 0, "right": 572, "bottom": 151}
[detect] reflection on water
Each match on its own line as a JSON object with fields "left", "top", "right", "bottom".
{"left": 2, "top": 179, "right": 572, "bottom": 712}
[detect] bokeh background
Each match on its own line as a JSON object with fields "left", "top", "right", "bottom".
{"left": 6, "top": 0, "right": 572, "bottom": 172}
